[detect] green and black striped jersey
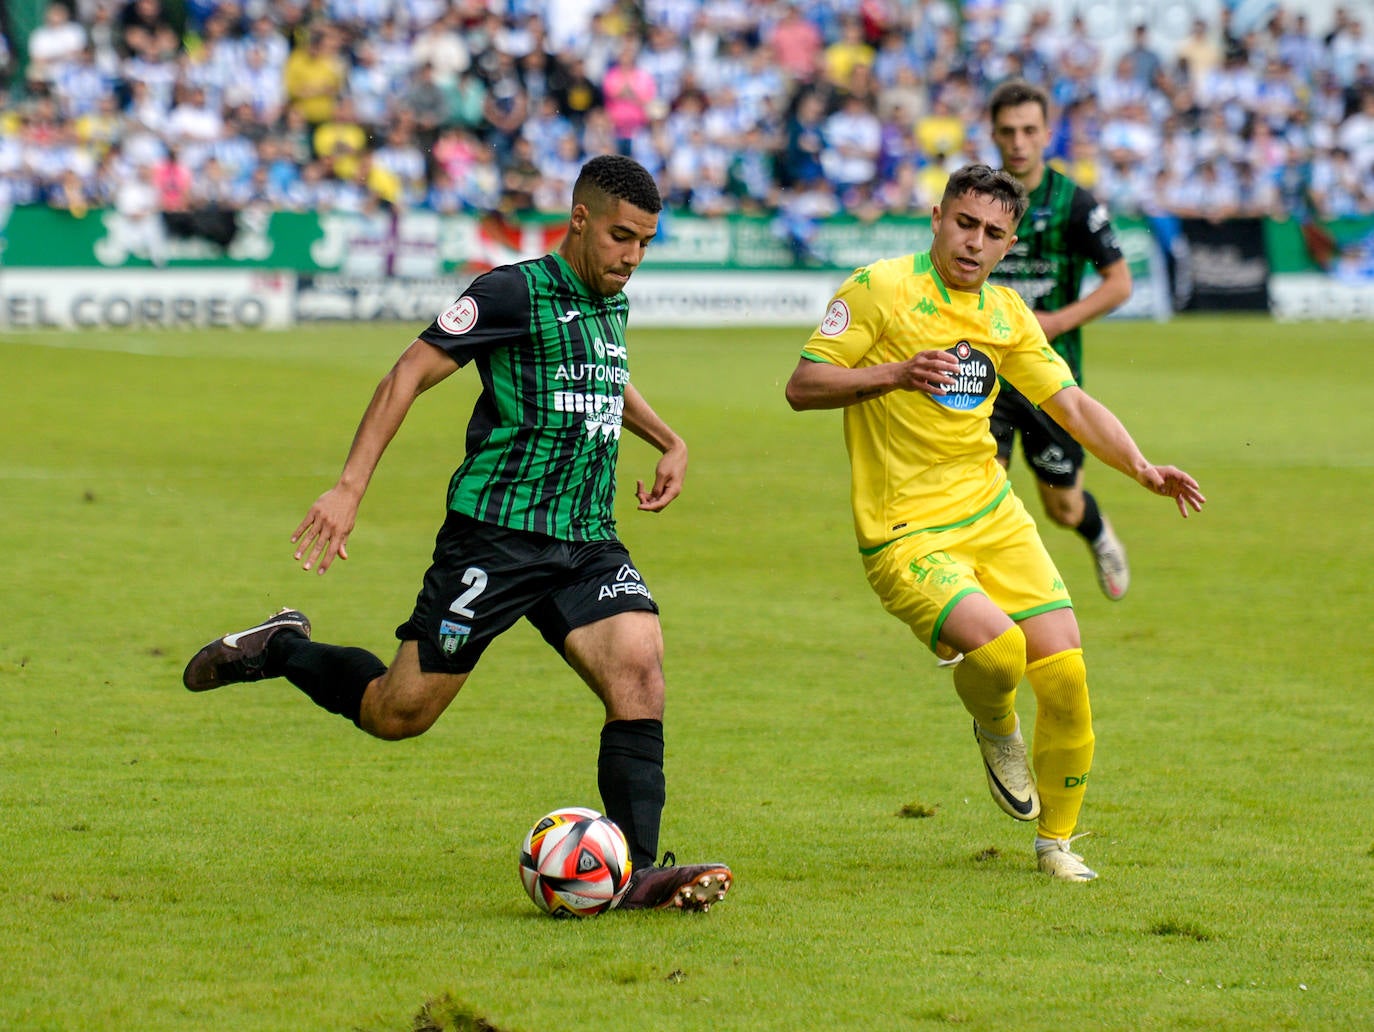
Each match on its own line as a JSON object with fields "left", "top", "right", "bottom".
{"left": 418, "top": 252, "right": 632, "bottom": 542}
{"left": 987, "top": 165, "right": 1124, "bottom": 382}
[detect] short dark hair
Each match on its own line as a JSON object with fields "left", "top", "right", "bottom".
{"left": 573, "top": 154, "right": 662, "bottom": 215}
{"left": 988, "top": 79, "right": 1049, "bottom": 123}
{"left": 941, "top": 164, "right": 1029, "bottom": 225}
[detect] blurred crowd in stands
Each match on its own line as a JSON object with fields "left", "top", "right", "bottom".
{"left": 2, "top": 0, "right": 1373, "bottom": 249}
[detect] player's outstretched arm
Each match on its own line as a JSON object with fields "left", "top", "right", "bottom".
{"left": 293, "top": 339, "right": 460, "bottom": 573}
{"left": 1041, "top": 386, "right": 1206, "bottom": 518}
{"left": 1036, "top": 257, "right": 1132, "bottom": 341}
{"left": 622, "top": 383, "right": 687, "bottom": 512}
{"left": 784, "top": 352, "right": 961, "bottom": 410}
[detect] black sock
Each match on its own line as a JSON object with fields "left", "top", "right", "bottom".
{"left": 1075, "top": 491, "right": 1105, "bottom": 544}
{"left": 598, "top": 718, "right": 665, "bottom": 870}
{"left": 266, "top": 631, "right": 384, "bottom": 728}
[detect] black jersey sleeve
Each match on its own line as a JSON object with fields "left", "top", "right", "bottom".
{"left": 1065, "top": 186, "right": 1126, "bottom": 272}
{"left": 418, "top": 264, "right": 531, "bottom": 366}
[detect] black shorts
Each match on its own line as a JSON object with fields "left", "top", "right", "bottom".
{"left": 990, "top": 386, "right": 1084, "bottom": 488}
{"left": 395, "top": 511, "right": 660, "bottom": 674}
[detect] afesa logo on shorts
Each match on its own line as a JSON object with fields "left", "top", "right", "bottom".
{"left": 932, "top": 340, "right": 996, "bottom": 411}
{"left": 437, "top": 296, "right": 480, "bottom": 335}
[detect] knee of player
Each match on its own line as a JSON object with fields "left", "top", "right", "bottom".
{"left": 599, "top": 668, "right": 665, "bottom": 721}
{"left": 363, "top": 699, "right": 441, "bottom": 741}
{"left": 622, "top": 679, "right": 667, "bottom": 719}
{"left": 1026, "top": 649, "right": 1091, "bottom": 719}
{"left": 1042, "top": 497, "right": 1081, "bottom": 527}
{"left": 957, "top": 624, "right": 1029, "bottom": 686}
{"left": 366, "top": 717, "right": 431, "bottom": 741}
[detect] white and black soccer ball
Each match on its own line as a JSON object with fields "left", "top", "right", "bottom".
{"left": 518, "top": 807, "right": 633, "bottom": 918}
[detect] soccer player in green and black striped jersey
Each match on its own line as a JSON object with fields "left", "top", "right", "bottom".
{"left": 986, "top": 80, "right": 1135, "bottom": 601}
{"left": 181, "top": 155, "right": 732, "bottom": 913}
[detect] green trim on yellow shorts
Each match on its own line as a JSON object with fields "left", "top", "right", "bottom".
{"left": 930, "top": 586, "right": 982, "bottom": 652}
{"left": 859, "top": 481, "right": 1013, "bottom": 557}
{"left": 1007, "top": 599, "right": 1075, "bottom": 623}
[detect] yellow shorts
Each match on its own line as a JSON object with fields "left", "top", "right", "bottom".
{"left": 861, "top": 490, "right": 1072, "bottom": 653}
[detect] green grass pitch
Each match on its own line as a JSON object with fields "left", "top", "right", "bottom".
{"left": 2, "top": 315, "right": 1373, "bottom": 1030}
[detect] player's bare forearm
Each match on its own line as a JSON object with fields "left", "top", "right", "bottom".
{"left": 1039, "top": 259, "right": 1132, "bottom": 340}
{"left": 293, "top": 339, "right": 458, "bottom": 573}
{"left": 334, "top": 340, "right": 455, "bottom": 496}
{"left": 1042, "top": 387, "right": 1148, "bottom": 479}
{"left": 784, "top": 352, "right": 959, "bottom": 410}
{"left": 1042, "top": 386, "right": 1205, "bottom": 516}
{"left": 622, "top": 383, "right": 682, "bottom": 454}
{"left": 623, "top": 383, "right": 687, "bottom": 512}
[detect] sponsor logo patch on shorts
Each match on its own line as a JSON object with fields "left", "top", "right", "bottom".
{"left": 597, "top": 563, "right": 653, "bottom": 602}
{"left": 439, "top": 619, "right": 471, "bottom": 655}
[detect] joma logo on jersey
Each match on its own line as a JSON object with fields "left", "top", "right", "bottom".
{"left": 592, "top": 337, "right": 627, "bottom": 360}
{"left": 598, "top": 564, "right": 652, "bottom": 601}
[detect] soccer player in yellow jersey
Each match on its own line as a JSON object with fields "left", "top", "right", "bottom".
{"left": 785, "top": 165, "right": 1205, "bottom": 881}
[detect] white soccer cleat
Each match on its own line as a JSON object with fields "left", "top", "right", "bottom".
{"left": 974, "top": 719, "right": 1040, "bottom": 821}
{"left": 1036, "top": 834, "right": 1098, "bottom": 882}
{"left": 1091, "top": 520, "right": 1130, "bottom": 600}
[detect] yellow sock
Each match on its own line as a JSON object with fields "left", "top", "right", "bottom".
{"left": 1027, "top": 649, "right": 1094, "bottom": 840}
{"left": 952, "top": 625, "right": 1027, "bottom": 738}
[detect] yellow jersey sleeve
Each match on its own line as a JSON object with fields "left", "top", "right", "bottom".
{"left": 992, "top": 285, "right": 1077, "bottom": 407}
{"left": 800, "top": 260, "right": 900, "bottom": 369}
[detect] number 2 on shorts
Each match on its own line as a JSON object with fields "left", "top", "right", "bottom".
{"left": 448, "top": 567, "right": 488, "bottom": 619}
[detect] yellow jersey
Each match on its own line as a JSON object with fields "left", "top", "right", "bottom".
{"left": 801, "top": 251, "right": 1076, "bottom": 551}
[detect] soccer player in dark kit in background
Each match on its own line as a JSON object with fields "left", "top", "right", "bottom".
{"left": 183, "top": 154, "right": 732, "bottom": 912}
{"left": 987, "top": 79, "right": 1135, "bottom": 602}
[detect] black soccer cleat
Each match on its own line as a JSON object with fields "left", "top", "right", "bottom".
{"left": 614, "top": 852, "right": 732, "bottom": 912}
{"left": 182, "top": 608, "right": 311, "bottom": 692}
